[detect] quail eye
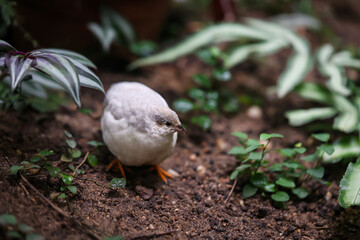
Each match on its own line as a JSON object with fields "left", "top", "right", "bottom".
{"left": 165, "top": 122, "right": 171, "bottom": 127}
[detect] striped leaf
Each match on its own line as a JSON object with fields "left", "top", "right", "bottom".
{"left": 0, "top": 40, "right": 16, "bottom": 53}
{"left": 285, "top": 107, "right": 337, "bottom": 126}
{"left": 129, "top": 23, "right": 270, "bottom": 69}
{"left": 88, "top": 23, "right": 116, "bottom": 52}
{"left": 338, "top": 160, "right": 360, "bottom": 208}
{"left": 7, "top": 55, "right": 34, "bottom": 90}
{"left": 323, "top": 136, "right": 360, "bottom": 163}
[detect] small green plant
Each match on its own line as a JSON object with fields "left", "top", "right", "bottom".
{"left": 0, "top": 40, "right": 104, "bottom": 109}
{"left": 0, "top": 213, "right": 44, "bottom": 240}
{"left": 88, "top": 6, "right": 156, "bottom": 56}
{"left": 172, "top": 47, "right": 238, "bottom": 130}
{"left": 61, "top": 131, "right": 82, "bottom": 163}
{"left": 229, "top": 132, "right": 333, "bottom": 206}
{"left": 87, "top": 140, "right": 105, "bottom": 167}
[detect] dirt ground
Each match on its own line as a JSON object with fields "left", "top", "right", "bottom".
{"left": 2, "top": 1, "right": 360, "bottom": 239}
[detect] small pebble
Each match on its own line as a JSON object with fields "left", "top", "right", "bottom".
{"left": 189, "top": 153, "right": 197, "bottom": 161}
{"left": 247, "top": 105, "right": 263, "bottom": 119}
{"left": 168, "top": 169, "right": 180, "bottom": 177}
{"left": 135, "top": 185, "right": 154, "bottom": 200}
{"left": 196, "top": 165, "right": 206, "bottom": 175}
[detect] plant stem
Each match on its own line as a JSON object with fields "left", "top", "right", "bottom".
{"left": 255, "top": 140, "right": 270, "bottom": 173}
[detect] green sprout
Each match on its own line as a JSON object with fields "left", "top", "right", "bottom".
{"left": 229, "top": 132, "right": 333, "bottom": 207}
{"left": 173, "top": 47, "right": 238, "bottom": 131}
{"left": 0, "top": 214, "right": 44, "bottom": 240}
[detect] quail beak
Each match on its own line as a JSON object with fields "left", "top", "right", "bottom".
{"left": 176, "top": 124, "right": 187, "bottom": 134}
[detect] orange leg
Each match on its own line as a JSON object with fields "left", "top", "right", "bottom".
{"left": 155, "top": 165, "right": 172, "bottom": 183}
{"left": 107, "top": 158, "right": 126, "bottom": 179}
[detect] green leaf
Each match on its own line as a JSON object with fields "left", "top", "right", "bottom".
{"left": 230, "top": 169, "right": 239, "bottom": 180}
{"left": 79, "top": 108, "right": 93, "bottom": 115}
{"left": 246, "top": 139, "right": 260, "bottom": 147}
{"left": 279, "top": 148, "right": 296, "bottom": 157}
{"left": 285, "top": 107, "right": 337, "bottom": 126}
{"left": 60, "top": 154, "right": 73, "bottom": 162}
{"left": 70, "top": 149, "right": 81, "bottom": 158}
{"left": 26, "top": 234, "right": 45, "bottom": 240}
{"left": 129, "top": 22, "right": 269, "bottom": 69}
{"left": 110, "top": 178, "right": 126, "bottom": 189}
{"left": 10, "top": 165, "right": 23, "bottom": 175}
{"left": 242, "top": 184, "right": 258, "bottom": 199}
{"left": 245, "top": 145, "right": 260, "bottom": 153}
{"left": 39, "top": 150, "right": 55, "bottom": 156}
{"left": 0, "top": 40, "right": 17, "bottom": 52}
{"left": 193, "top": 74, "right": 211, "bottom": 88}
{"left": 294, "top": 147, "right": 306, "bottom": 154}
{"left": 228, "top": 146, "right": 246, "bottom": 155}
{"left": 301, "top": 153, "right": 318, "bottom": 162}
{"left": 188, "top": 88, "right": 205, "bottom": 100}
{"left": 88, "top": 23, "right": 116, "bottom": 52}
{"left": 130, "top": 41, "right": 157, "bottom": 57}
{"left": 339, "top": 160, "right": 360, "bottom": 208}
{"left": 250, "top": 172, "right": 268, "bottom": 188}
{"left": 102, "top": 236, "right": 124, "bottom": 240}
{"left": 88, "top": 140, "right": 105, "bottom": 147}
{"left": 332, "top": 94, "right": 359, "bottom": 133}
{"left": 271, "top": 191, "right": 290, "bottom": 202}
{"left": 292, "top": 187, "right": 309, "bottom": 199}
{"left": 67, "top": 186, "right": 77, "bottom": 194}
{"left": 323, "top": 136, "right": 360, "bottom": 163}
{"left": 201, "top": 98, "right": 218, "bottom": 112}
{"left": 58, "top": 193, "right": 67, "bottom": 199}
{"left": 307, "top": 167, "right": 325, "bottom": 179}
{"left": 260, "top": 133, "right": 283, "bottom": 141}
{"left": 248, "top": 152, "right": 262, "bottom": 160}
{"left": 294, "top": 82, "right": 332, "bottom": 104}
{"left": 213, "top": 68, "right": 231, "bottom": 81}
{"left": 34, "top": 54, "right": 81, "bottom": 107}
{"left": 66, "top": 139, "right": 77, "bottom": 149}
{"left": 18, "top": 224, "right": 34, "bottom": 232}
{"left": 0, "top": 214, "right": 17, "bottom": 225}
{"left": 191, "top": 115, "right": 211, "bottom": 131}
{"left": 64, "top": 130, "right": 72, "bottom": 138}
{"left": 172, "top": 99, "right": 195, "bottom": 113}
{"left": 30, "top": 155, "right": 43, "bottom": 163}
{"left": 8, "top": 55, "right": 34, "bottom": 91}
{"left": 87, "top": 154, "right": 99, "bottom": 167}
{"left": 268, "top": 163, "right": 283, "bottom": 172}
{"left": 61, "top": 173, "right": 73, "bottom": 185}
{"left": 312, "top": 133, "right": 330, "bottom": 142}
{"left": 283, "top": 162, "right": 302, "bottom": 169}
{"left": 276, "top": 177, "right": 296, "bottom": 188}
{"left": 7, "top": 231, "right": 22, "bottom": 238}
{"left": 317, "top": 144, "right": 335, "bottom": 155}
{"left": 231, "top": 132, "right": 248, "bottom": 140}
{"left": 45, "top": 166, "right": 60, "bottom": 178}
{"left": 264, "top": 183, "right": 276, "bottom": 192}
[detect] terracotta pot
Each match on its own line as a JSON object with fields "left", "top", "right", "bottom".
{"left": 12, "top": 0, "right": 170, "bottom": 52}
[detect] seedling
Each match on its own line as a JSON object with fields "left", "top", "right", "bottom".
{"left": 173, "top": 47, "right": 238, "bottom": 130}
{"left": 229, "top": 132, "right": 333, "bottom": 206}
{"left": 0, "top": 214, "right": 44, "bottom": 240}
{"left": 88, "top": 6, "right": 156, "bottom": 56}
{"left": 87, "top": 140, "right": 105, "bottom": 167}
{"left": 61, "top": 131, "right": 82, "bottom": 162}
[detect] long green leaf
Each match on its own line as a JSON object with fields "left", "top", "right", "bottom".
{"left": 8, "top": 55, "right": 34, "bottom": 90}
{"left": 331, "top": 50, "right": 360, "bottom": 69}
{"left": 34, "top": 54, "right": 81, "bottom": 107}
{"left": 88, "top": 23, "right": 116, "bottom": 52}
{"left": 277, "top": 53, "right": 312, "bottom": 98}
{"left": 332, "top": 94, "right": 359, "bottom": 133}
{"left": 338, "top": 160, "right": 360, "bottom": 208}
{"left": 295, "top": 82, "right": 332, "bottom": 104}
{"left": 323, "top": 136, "right": 360, "bottom": 163}
{"left": 285, "top": 107, "right": 337, "bottom": 126}
{"left": 225, "top": 39, "right": 288, "bottom": 68}
{"left": 28, "top": 70, "right": 65, "bottom": 90}
{"left": 317, "top": 44, "right": 350, "bottom": 96}
{"left": 0, "top": 40, "right": 16, "bottom": 52}
{"left": 101, "top": 7, "right": 136, "bottom": 46}
{"left": 39, "top": 48, "right": 97, "bottom": 69}
{"left": 129, "top": 23, "right": 270, "bottom": 69}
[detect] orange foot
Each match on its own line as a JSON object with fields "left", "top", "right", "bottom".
{"left": 155, "top": 165, "right": 172, "bottom": 183}
{"left": 107, "top": 158, "right": 126, "bottom": 179}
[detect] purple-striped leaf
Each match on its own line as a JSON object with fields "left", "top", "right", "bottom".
{"left": 0, "top": 40, "right": 16, "bottom": 53}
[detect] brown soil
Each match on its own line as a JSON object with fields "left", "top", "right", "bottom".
{"left": 2, "top": 1, "right": 360, "bottom": 239}
{"left": 1, "top": 61, "right": 360, "bottom": 240}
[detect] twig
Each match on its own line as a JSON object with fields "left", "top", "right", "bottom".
{"left": 4, "top": 156, "right": 13, "bottom": 167}
{"left": 19, "top": 182, "right": 29, "bottom": 196}
{"left": 224, "top": 178, "right": 237, "bottom": 203}
{"left": 129, "top": 229, "right": 179, "bottom": 240}
{"left": 19, "top": 173, "right": 103, "bottom": 240}
{"left": 72, "top": 175, "right": 113, "bottom": 190}
{"left": 72, "top": 151, "right": 89, "bottom": 176}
